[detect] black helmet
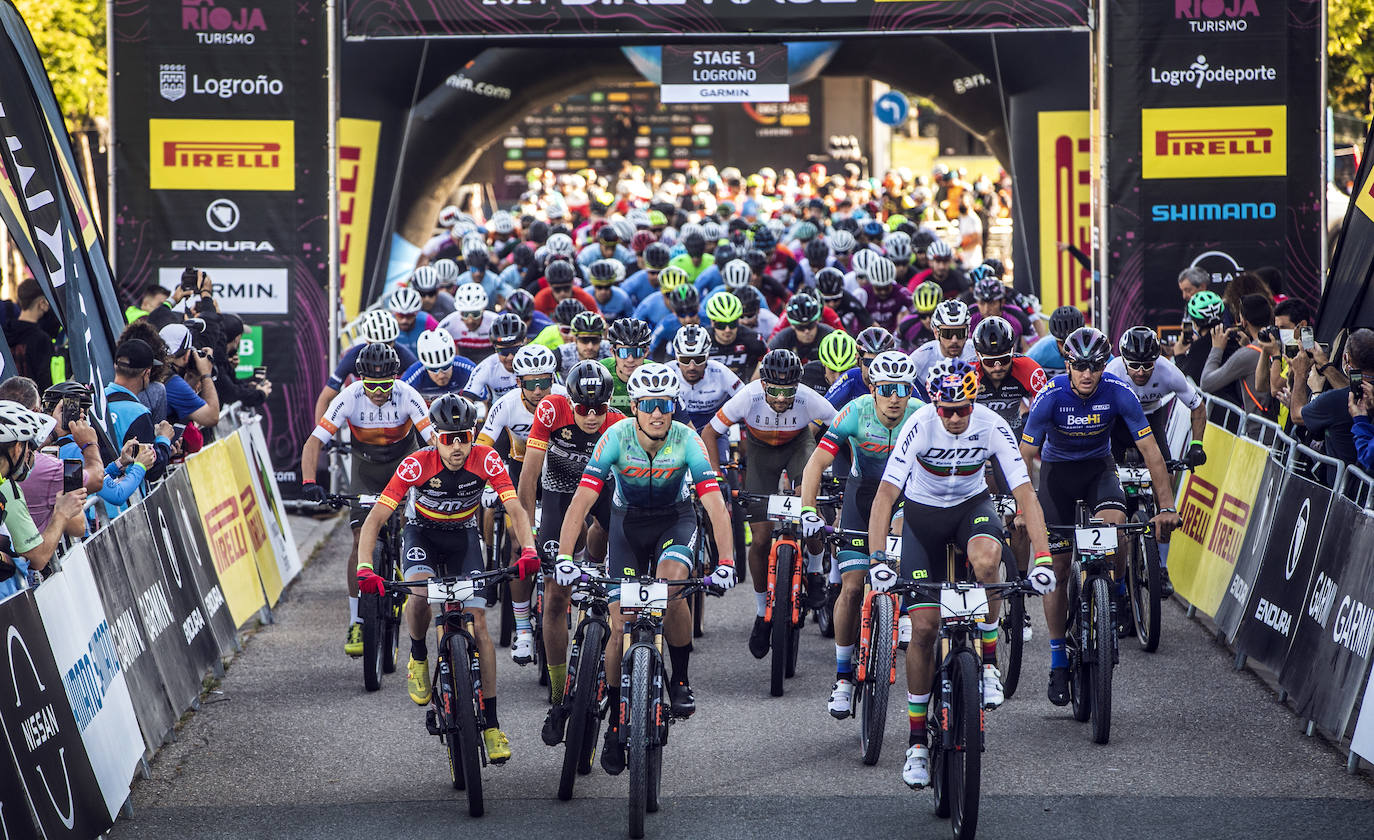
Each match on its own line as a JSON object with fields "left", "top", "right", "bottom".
{"left": 912, "top": 229, "right": 936, "bottom": 251}
{"left": 491, "top": 311, "right": 527, "bottom": 345}
{"left": 644, "top": 242, "right": 672, "bottom": 270}
{"left": 805, "top": 238, "right": 830, "bottom": 265}
{"left": 759, "top": 348, "right": 802, "bottom": 386}
{"left": 743, "top": 249, "right": 767, "bottom": 273}
{"left": 429, "top": 393, "right": 479, "bottom": 432}
{"left": 668, "top": 285, "right": 700, "bottom": 317}
{"left": 739, "top": 292, "right": 761, "bottom": 316}
{"left": 1048, "top": 305, "right": 1086, "bottom": 340}
{"left": 786, "top": 293, "right": 822, "bottom": 326}
{"left": 683, "top": 231, "right": 706, "bottom": 257}
{"left": 554, "top": 297, "right": 586, "bottom": 325}
{"left": 856, "top": 325, "right": 897, "bottom": 355}
{"left": 833, "top": 217, "right": 859, "bottom": 234}
{"left": 972, "top": 316, "right": 1017, "bottom": 356}
{"left": 42, "top": 380, "right": 94, "bottom": 410}
{"left": 1063, "top": 326, "right": 1111, "bottom": 366}
{"left": 355, "top": 342, "right": 400, "bottom": 378}
{"left": 546, "top": 259, "right": 575, "bottom": 287}
{"left": 713, "top": 242, "right": 737, "bottom": 264}
{"left": 1119, "top": 326, "right": 1162, "bottom": 363}
{"left": 504, "top": 289, "right": 535, "bottom": 322}
{"left": 528, "top": 220, "right": 550, "bottom": 244}
{"left": 983, "top": 257, "right": 1005, "bottom": 279}
{"left": 751, "top": 228, "right": 777, "bottom": 252}
{"left": 511, "top": 243, "right": 535, "bottom": 270}
{"left": 598, "top": 225, "right": 620, "bottom": 243}
{"left": 565, "top": 359, "right": 614, "bottom": 406}
{"left": 465, "top": 249, "right": 490, "bottom": 272}
{"left": 607, "top": 317, "right": 652, "bottom": 349}
{"left": 815, "top": 266, "right": 845, "bottom": 299}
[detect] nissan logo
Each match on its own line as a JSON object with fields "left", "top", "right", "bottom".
{"left": 1285, "top": 498, "right": 1309, "bottom": 580}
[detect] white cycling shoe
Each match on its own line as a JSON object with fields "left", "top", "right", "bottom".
{"left": 1022, "top": 611, "right": 1034, "bottom": 643}
{"left": 511, "top": 630, "right": 534, "bottom": 665}
{"left": 898, "top": 614, "right": 912, "bottom": 649}
{"left": 982, "top": 664, "right": 1005, "bottom": 709}
{"left": 903, "top": 744, "right": 930, "bottom": 788}
{"left": 828, "top": 680, "right": 855, "bottom": 719}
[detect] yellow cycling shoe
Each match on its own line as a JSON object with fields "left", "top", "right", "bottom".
{"left": 407, "top": 657, "right": 432, "bottom": 706}
{"left": 483, "top": 728, "right": 512, "bottom": 764}
{"left": 344, "top": 623, "right": 363, "bottom": 657}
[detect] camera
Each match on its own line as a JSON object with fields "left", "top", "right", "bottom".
{"left": 181, "top": 267, "right": 199, "bottom": 293}
{"left": 253, "top": 366, "right": 268, "bottom": 381}
{"left": 1257, "top": 325, "right": 1281, "bottom": 344}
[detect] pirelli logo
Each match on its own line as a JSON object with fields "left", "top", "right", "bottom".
{"left": 149, "top": 119, "right": 295, "bottom": 190}
{"left": 1141, "top": 106, "right": 1286, "bottom": 179}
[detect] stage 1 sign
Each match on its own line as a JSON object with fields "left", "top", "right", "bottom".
{"left": 661, "top": 44, "right": 788, "bottom": 104}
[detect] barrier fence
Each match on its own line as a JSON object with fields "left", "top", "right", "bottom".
{"left": 0, "top": 416, "right": 302, "bottom": 838}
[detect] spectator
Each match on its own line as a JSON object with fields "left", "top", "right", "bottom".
{"left": 1221, "top": 271, "right": 1272, "bottom": 323}
{"left": 209, "top": 313, "right": 271, "bottom": 410}
{"left": 105, "top": 338, "right": 175, "bottom": 483}
{"left": 1176, "top": 266, "right": 1210, "bottom": 303}
{"left": 124, "top": 284, "right": 170, "bottom": 323}
{"left": 1290, "top": 328, "right": 1374, "bottom": 467}
{"left": 6, "top": 278, "right": 55, "bottom": 390}
{"left": 1274, "top": 298, "right": 1312, "bottom": 332}
{"left": 0, "top": 398, "right": 86, "bottom": 594}
{"left": 1349, "top": 378, "right": 1374, "bottom": 472}
{"left": 0, "top": 378, "right": 97, "bottom": 539}
{"left": 42, "top": 381, "right": 153, "bottom": 512}
{"left": 1201, "top": 293, "right": 1272, "bottom": 414}
{"left": 158, "top": 322, "right": 222, "bottom": 428}
{"left": 118, "top": 320, "right": 170, "bottom": 424}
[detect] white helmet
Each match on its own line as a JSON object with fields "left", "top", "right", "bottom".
{"left": 931, "top": 299, "right": 970, "bottom": 329}
{"left": 489, "top": 210, "right": 515, "bottom": 235}
{"left": 627, "top": 362, "right": 681, "bottom": 400}
{"left": 672, "top": 323, "right": 712, "bottom": 358}
{"left": 868, "top": 350, "right": 917, "bottom": 385}
{"left": 722, "top": 259, "right": 753, "bottom": 291}
{"left": 884, "top": 231, "right": 912, "bottom": 263}
{"left": 679, "top": 222, "right": 704, "bottom": 241}
{"left": 512, "top": 344, "right": 557, "bottom": 377}
{"left": 851, "top": 248, "right": 877, "bottom": 278}
{"left": 453, "top": 283, "right": 489, "bottom": 314}
{"left": 867, "top": 256, "right": 897, "bottom": 288}
{"left": 438, "top": 205, "right": 461, "bottom": 228}
{"left": 358, "top": 308, "right": 399, "bottom": 343}
{"left": 411, "top": 264, "right": 442, "bottom": 294}
{"left": 416, "top": 329, "right": 457, "bottom": 371}
{"left": 702, "top": 222, "right": 725, "bottom": 242}
{"left": 546, "top": 232, "right": 575, "bottom": 257}
{"left": 0, "top": 400, "right": 56, "bottom": 444}
{"left": 461, "top": 233, "right": 487, "bottom": 259}
{"left": 829, "top": 230, "right": 856, "bottom": 254}
{"left": 389, "top": 287, "right": 423, "bottom": 315}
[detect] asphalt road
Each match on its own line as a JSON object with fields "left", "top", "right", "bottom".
{"left": 110, "top": 520, "right": 1372, "bottom": 840}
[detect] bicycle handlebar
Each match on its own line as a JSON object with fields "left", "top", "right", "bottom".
{"left": 318, "top": 492, "right": 379, "bottom": 510}
{"left": 380, "top": 566, "right": 517, "bottom": 595}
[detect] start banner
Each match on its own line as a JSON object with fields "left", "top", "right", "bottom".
{"left": 183, "top": 438, "right": 270, "bottom": 626}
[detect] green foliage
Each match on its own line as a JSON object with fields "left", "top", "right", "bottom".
{"left": 14, "top": 0, "right": 107, "bottom": 130}
{"left": 1330, "top": 0, "right": 1374, "bottom": 122}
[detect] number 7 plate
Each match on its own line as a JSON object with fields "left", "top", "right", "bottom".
{"left": 620, "top": 580, "right": 669, "bottom": 611}
{"left": 1075, "top": 526, "right": 1118, "bottom": 553}
{"left": 428, "top": 579, "right": 476, "bottom": 604}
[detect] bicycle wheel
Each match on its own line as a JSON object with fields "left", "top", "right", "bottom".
{"left": 1065, "top": 566, "right": 1091, "bottom": 723}
{"left": 859, "top": 593, "right": 894, "bottom": 766}
{"left": 360, "top": 594, "right": 384, "bottom": 692}
{"left": 1090, "top": 576, "right": 1114, "bottom": 745}
{"left": 381, "top": 539, "right": 402, "bottom": 674}
{"left": 559, "top": 620, "right": 605, "bottom": 801}
{"left": 997, "top": 551, "right": 1024, "bottom": 699}
{"left": 446, "top": 636, "right": 484, "bottom": 817}
{"left": 626, "top": 646, "right": 653, "bottom": 839}
{"left": 929, "top": 670, "right": 950, "bottom": 818}
{"left": 495, "top": 519, "right": 514, "bottom": 648}
{"left": 770, "top": 544, "right": 795, "bottom": 697}
{"left": 948, "top": 647, "right": 983, "bottom": 840}
{"left": 1128, "top": 510, "right": 1162, "bottom": 653}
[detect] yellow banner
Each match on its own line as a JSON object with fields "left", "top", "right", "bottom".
{"left": 1036, "top": 111, "right": 1092, "bottom": 316}
{"left": 1356, "top": 158, "right": 1374, "bottom": 223}
{"left": 338, "top": 118, "right": 381, "bottom": 322}
{"left": 184, "top": 439, "right": 269, "bottom": 626}
{"left": 1169, "top": 425, "right": 1268, "bottom": 614}
{"left": 227, "top": 438, "right": 284, "bottom": 606}
{"left": 1141, "top": 105, "right": 1286, "bottom": 180}
{"left": 149, "top": 119, "right": 295, "bottom": 191}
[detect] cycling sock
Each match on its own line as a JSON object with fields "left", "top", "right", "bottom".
{"left": 548, "top": 663, "right": 567, "bottom": 704}
{"left": 754, "top": 591, "right": 767, "bottom": 617}
{"left": 804, "top": 549, "right": 824, "bottom": 574}
{"left": 349, "top": 596, "right": 360, "bottom": 625}
{"left": 513, "top": 600, "right": 532, "bottom": 633}
{"left": 835, "top": 644, "right": 855, "bottom": 680}
{"left": 484, "top": 696, "right": 499, "bottom": 730}
{"left": 668, "top": 643, "right": 692, "bottom": 685}
{"left": 907, "top": 692, "right": 930, "bottom": 747}
{"left": 978, "top": 622, "right": 998, "bottom": 665}
{"left": 1158, "top": 540, "right": 1170, "bottom": 569}
{"left": 606, "top": 687, "right": 621, "bottom": 733}
{"left": 1050, "top": 637, "right": 1067, "bottom": 669}
{"left": 411, "top": 637, "right": 427, "bottom": 661}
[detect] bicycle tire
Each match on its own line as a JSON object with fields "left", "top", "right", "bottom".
{"left": 360, "top": 596, "right": 384, "bottom": 692}
{"left": 559, "top": 620, "right": 605, "bottom": 801}
{"left": 949, "top": 647, "right": 983, "bottom": 840}
{"left": 1090, "top": 576, "right": 1114, "bottom": 745}
{"left": 692, "top": 589, "right": 705, "bottom": 638}
{"left": 770, "top": 544, "right": 795, "bottom": 697}
{"left": 817, "top": 584, "right": 836, "bottom": 639}
{"left": 626, "top": 646, "right": 653, "bottom": 839}
{"left": 1065, "top": 566, "right": 1090, "bottom": 723}
{"left": 381, "top": 537, "right": 401, "bottom": 674}
{"left": 997, "top": 551, "right": 1024, "bottom": 699}
{"left": 1129, "top": 510, "right": 1162, "bottom": 653}
{"left": 859, "top": 593, "right": 894, "bottom": 766}
{"left": 495, "top": 519, "right": 514, "bottom": 648}
{"left": 929, "top": 671, "right": 950, "bottom": 819}
{"left": 446, "top": 636, "right": 486, "bottom": 818}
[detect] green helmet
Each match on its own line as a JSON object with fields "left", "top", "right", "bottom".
{"left": 887, "top": 213, "right": 908, "bottom": 231}
{"left": 647, "top": 210, "right": 668, "bottom": 227}
{"left": 1186, "top": 289, "right": 1224, "bottom": 321}
{"left": 913, "top": 281, "right": 943, "bottom": 314}
{"left": 705, "top": 291, "right": 743, "bottom": 324}
{"left": 818, "top": 330, "right": 858, "bottom": 372}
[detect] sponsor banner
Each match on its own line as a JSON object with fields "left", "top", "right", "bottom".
{"left": 0, "top": 590, "right": 111, "bottom": 838}
{"left": 1035, "top": 110, "right": 1092, "bottom": 316}
{"left": 1353, "top": 659, "right": 1374, "bottom": 761}
{"left": 1278, "top": 501, "right": 1374, "bottom": 735}
{"left": 148, "top": 118, "right": 296, "bottom": 191}
{"left": 32, "top": 546, "right": 145, "bottom": 822}
{"left": 1140, "top": 105, "right": 1286, "bottom": 179}
{"left": 1213, "top": 453, "right": 1285, "bottom": 640}
{"left": 1232, "top": 469, "right": 1330, "bottom": 667}
{"left": 160, "top": 468, "right": 240, "bottom": 655}
{"left": 236, "top": 323, "right": 265, "bottom": 378}
{"left": 0, "top": 735, "right": 41, "bottom": 839}
{"left": 1142, "top": 180, "right": 1285, "bottom": 237}
{"left": 225, "top": 434, "right": 285, "bottom": 605}
{"left": 153, "top": 0, "right": 276, "bottom": 48}
{"left": 1165, "top": 0, "right": 1281, "bottom": 39}
{"left": 338, "top": 118, "right": 381, "bottom": 322}
{"left": 241, "top": 421, "right": 303, "bottom": 585}
{"left": 158, "top": 266, "right": 289, "bottom": 315}
{"left": 1167, "top": 423, "right": 1234, "bottom": 608}
{"left": 1140, "top": 240, "right": 1277, "bottom": 328}
{"left": 183, "top": 438, "right": 270, "bottom": 627}
{"left": 1140, "top": 41, "right": 1286, "bottom": 106}
{"left": 156, "top": 62, "right": 287, "bottom": 106}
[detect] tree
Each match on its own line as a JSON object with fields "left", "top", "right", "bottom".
{"left": 1329, "top": 0, "right": 1374, "bottom": 123}
{"left": 13, "top": 0, "right": 106, "bottom": 131}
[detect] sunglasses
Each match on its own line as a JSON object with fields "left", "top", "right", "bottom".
{"left": 521, "top": 376, "right": 554, "bottom": 391}
{"left": 496, "top": 345, "right": 521, "bottom": 356}
{"left": 460, "top": 311, "right": 483, "bottom": 320}
{"left": 575, "top": 334, "right": 602, "bottom": 343}
{"left": 764, "top": 385, "right": 797, "bottom": 398}
{"left": 980, "top": 354, "right": 1012, "bottom": 368}
{"left": 792, "top": 321, "right": 819, "bottom": 331}
{"left": 677, "top": 355, "right": 707, "bottom": 367}
{"left": 714, "top": 321, "right": 739, "bottom": 330}
{"left": 1069, "top": 361, "right": 1105, "bottom": 372}
{"left": 361, "top": 378, "right": 394, "bottom": 394}
{"left": 436, "top": 429, "right": 475, "bottom": 446}
{"left": 874, "top": 382, "right": 914, "bottom": 398}
{"left": 615, "top": 346, "right": 648, "bottom": 359}
{"left": 574, "top": 402, "right": 610, "bottom": 417}
{"left": 1125, "top": 361, "right": 1155, "bottom": 372}
{"left": 936, "top": 403, "right": 974, "bottom": 418}
{"left": 939, "top": 329, "right": 967, "bottom": 341}
{"left": 636, "top": 397, "right": 676, "bottom": 414}
{"left": 420, "top": 291, "right": 437, "bottom": 298}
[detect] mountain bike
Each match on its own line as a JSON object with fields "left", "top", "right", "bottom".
{"left": 1117, "top": 458, "right": 1188, "bottom": 653}
{"left": 551, "top": 564, "right": 613, "bottom": 801}
{"left": 486, "top": 499, "right": 514, "bottom": 647}
{"left": 988, "top": 493, "right": 1025, "bottom": 699}
{"left": 320, "top": 493, "right": 403, "bottom": 691}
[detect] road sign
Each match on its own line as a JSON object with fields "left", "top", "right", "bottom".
{"left": 661, "top": 45, "right": 789, "bottom": 104}
{"left": 874, "top": 91, "right": 909, "bottom": 126}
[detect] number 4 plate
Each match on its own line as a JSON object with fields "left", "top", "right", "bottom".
{"left": 428, "top": 579, "right": 476, "bottom": 604}
{"left": 767, "top": 495, "right": 801, "bottom": 520}
{"left": 1075, "top": 526, "right": 1118, "bottom": 553}
{"left": 621, "top": 580, "right": 669, "bottom": 611}
{"left": 939, "top": 586, "right": 990, "bottom": 622}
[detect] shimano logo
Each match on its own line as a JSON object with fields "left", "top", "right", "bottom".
{"left": 1253, "top": 597, "right": 1291, "bottom": 637}
{"left": 1151, "top": 202, "right": 1276, "bottom": 222}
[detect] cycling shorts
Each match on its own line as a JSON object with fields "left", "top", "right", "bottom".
{"left": 608, "top": 503, "right": 697, "bottom": 595}
{"left": 536, "top": 488, "right": 612, "bottom": 563}
{"left": 837, "top": 479, "right": 882, "bottom": 574}
{"left": 1109, "top": 405, "right": 1172, "bottom": 462}
{"left": 350, "top": 455, "right": 405, "bottom": 528}
{"left": 1037, "top": 456, "right": 1126, "bottom": 553}
{"left": 743, "top": 432, "right": 815, "bottom": 522}
{"left": 899, "top": 493, "right": 1003, "bottom": 609}
{"left": 401, "top": 524, "right": 487, "bottom": 607}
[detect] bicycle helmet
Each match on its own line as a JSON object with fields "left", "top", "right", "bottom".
{"left": 438, "top": 205, "right": 461, "bottom": 228}
{"left": 834, "top": 217, "right": 859, "bottom": 234}
{"left": 868, "top": 350, "right": 918, "bottom": 385}
{"left": 490, "top": 311, "right": 527, "bottom": 346}
{"left": 355, "top": 342, "right": 400, "bottom": 379}
{"left": 743, "top": 249, "right": 768, "bottom": 274}
{"left": 1048, "top": 305, "right": 1085, "bottom": 340}
{"left": 599, "top": 225, "right": 622, "bottom": 244}
{"left": 851, "top": 248, "right": 877, "bottom": 278}
{"left": 589, "top": 259, "right": 622, "bottom": 286}
{"left": 759, "top": 348, "right": 803, "bottom": 386}
{"left": 411, "top": 265, "right": 441, "bottom": 294}
{"left": 829, "top": 230, "right": 856, "bottom": 254}
{"left": 1062, "top": 326, "right": 1112, "bottom": 366}
{"left": 644, "top": 242, "right": 672, "bottom": 270}
{"left": 786, "top": 294, "right": 822, "bottom": 326}
{"left": 972, "top": 316, "right": 1016, "bottom": 356}
{"left": 926, "top": 240, "right": 954, "bottom": 261}
{"left": 570, "top": 310, "right": 606, "bottom": 336}
{"left": 931, "top": 299, "right": 970, "bottom": 329}
{"left": 611, "top": 219, "right": 636, "bottom": 244}
{"left": 867, "top": 256, "right": 897, "bottom": 288}
{"left": 983, "top": 258, "right": 1005, "bottom": 279}
{"left": 553, "top": 297, "right": 586, "bottom": 326}
{"left": 0, "top": 400, "right": 55, "bottom": 444}
{"left": 489, "top": 211, "right": 515, "bottom": 235}
{"left": 512, "top": 344, "right": 558, "bottom": 376}
{"left": 357, "top": 308, "right": 400, "bottom": 344}
{"left": 912, "top": 281, "right": 943, "bottom": 314}
{"left": 453, "top": 283, "right": 489, "bottom": 314}
{"left": 673, "top": 323, "right": 712, "bottom": 357}
{"left": 658, "top": 265, "right": 689, "bottom": 294}
{"left": 1119, "top": 326, "right": 1162, "bottom": 363}
{"left": 816, "top": 267, "right": 845, "bottom": 300}
{"left": 856, "top": 325, "right": 897, "bottom": 355}
{"left": 504, "top": 289, "right": 535, "bottom": 322}
{"left": 511, "top": 243, "right": 536, "bottom": 270}
{"left": 668, "top": 285, "right": 700, "bottom": 317}
{"left": 706, "top": 292, "right": 744, "bottom": 324}
{"left": 627, "top": 362, "right": 680, "bottom": 400}
{"left": 818, "top": 330, "right": 858, "bottom": 372}
{"left": 682, "top": 231, "right": 707, "bottom": 258}
{"left": 929, "top": 359, "right": 979, "bottom": 403}
{"left": 972, "top": 276, "right": 1006, "bottom": 302}
{"left": 545, "top": 259, "right": 575, "bottom": 287}
{"left": 647, "top": 210, "right": 668, "bottom": 228}
{"left": 565, "top": 359, "right": 614, "bottom": 406}
{"left": 739, "top": 293, "right": 761, "bottom": 317}
{"left": 751, "top": 227, "right": 777, "bottom": 252}
{"left": 967, "top": 263, "right": 996, "bottom": 285}
{"left": 429, "top": 393, "right": 479, "bottom": 432}
{"left": 460, "top": 233, "right": 487, "bottom": 259}
{"left": 722, "top": 260, "right": 753, "bottom": 291}
{"left": 607, "top": 317, "right": 652, "bottom": 349}
{"left": 389, "top": 287, "right": 423, "bottom": 315}
{"left": 862, "top": 220, "right": 885, "bottom": 239}
{"left": 546, "top": 232, "right": 575, "bottom": 257}
{"left": 884, "top": 232, "right": 912, "bottom": 263}
{"left": 713, "top": 242, "right": 738, "bottom": 265}
{"left": 793, "top": 221, "right": 819, "bottom": 242}
{"left": 1187, "top": 289, "right": 1225, "bottom": 322}
{"left": 416, "top": 329, "right": 457, "bottom": 371}
{"left": 804, "top": 238, "right": 830, "bottom": 266}
{"left": 42, "top": 380, "right": 94, "bottom": 410}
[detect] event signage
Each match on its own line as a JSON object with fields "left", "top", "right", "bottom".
{"left": 660, "top": 45, "right": 788, "bottom": 104}
{"left": 1213, "top": 454, "right": 1284, "bottom": 640}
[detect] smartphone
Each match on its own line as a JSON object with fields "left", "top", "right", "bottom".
{"left": 172, "top": 423, "right": 187, "bottom": 445}
{"left": 1300, "top": 326, "right": 1315, "bottom": 351}
{"left": 181, "top": 267, "right": 199, "bottom": 293}
{"left": 62, "top": 459, "right": 84, "bottom": 493}
{"left": 253, "top": 366, "right": 267, "bottom": 381}
{"left": 1283, "top": 341, "right": 1300, "bottom": 359}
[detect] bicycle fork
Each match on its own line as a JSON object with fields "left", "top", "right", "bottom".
{"left": 854, "top": 590, "right": 899, "bottom": 685}
{"left": 763, "top": 538, "right": 804, "bottom": 627}
{"left": 619, "top": 631, "right": 666, "bottom": 748}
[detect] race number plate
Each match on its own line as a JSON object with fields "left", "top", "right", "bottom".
{"left": 1075, "top": 526, "right": 1119, "bottom": 553}
{"left": 428, "top": 578, "right": 476, "bottom": 604}
{"left": 885, "top": 535, "right": 903, "bottom": 557}
{"left": 1116, "top": 467, "right": 1152, "bottom": 486}
{"left": 620, "top": 580, "right": 669, "bottom": 611}
{"left": 939, "top": 586, "right": 990, "bottom": 622}
{"left": 767, "top": 495, "right": 802, "bottom": 520}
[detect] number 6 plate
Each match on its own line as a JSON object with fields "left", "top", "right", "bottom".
{"left": 767, "top": 495, "right": 801, "bottom": 520}
{"left": 620, "top": 580, "right": 669, "bottom": 611}
{"left": 428, "top": 579, "right": 476, "bottom": 604}
{"left": 1075, "top": 526, "right": 1118, "bottom": 553}
{"left": 939, "top": 587, "right": 990, "bottom": 622}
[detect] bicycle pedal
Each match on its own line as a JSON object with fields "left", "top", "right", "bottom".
{"left": 425, "top": 709, "right": 441, "bottom": 736}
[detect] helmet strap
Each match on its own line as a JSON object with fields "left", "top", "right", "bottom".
{"left": 634, "top": 414, "right": 669, "bottom": 443}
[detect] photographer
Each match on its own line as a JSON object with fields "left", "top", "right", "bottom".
{"left": 1201, "top": 293, "right": 1272, "bottom": 414}
{"left": 1289, "top": 328, "right": 1374, "bottom": 469}
{"left": 158, "top": 322, "right": 221, "bottom": 428}
{"left": 1350, "top": 378, "right": 1374, "bottom": 472}
{"left": 43, "top": 381, "right": 155, "bottom": 512}
{"left": 209, "top": 313, "right": 271, "bottom": 410}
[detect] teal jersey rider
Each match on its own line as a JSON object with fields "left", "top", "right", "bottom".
{"left": 579, "top": 417, "right": 720, "bottom": 510}
{"left": 817, "top": 394, "right": 924, "bottom": 481}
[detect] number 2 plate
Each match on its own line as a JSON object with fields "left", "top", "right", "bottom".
{"left": 767, "top": 495, "right": 801, "bottom": 520}
{"left": 620, "top": 580, "right": 669, "bottom": 611}
{"left": 428, "top": 579, "right": 476, "bottom": 604}
{"left": 1075, "top": 526, "right": 1118, "bottom": 553}
{"left": 939, "top": 586, "right": 990, "bottom": 622}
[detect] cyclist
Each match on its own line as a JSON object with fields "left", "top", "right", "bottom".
{"left": 894, "top": 281, "right": 943, "bottom": 352}
{"left": 967, "top": 274, "right": 1029, "bottom": 350}
{"left": 439, "top": 283, "right": 498, "bottom": 363}
{"left": 671, "top": 324, "right": 744, "bottom": 461}
{"left": 768, "top": 293, "right": 834, "bottom": 365}
{"left": 532, "top": 298, "right": 588, "bottom": 351}
{"left": 623, "top": 242, "right": 672, "bottom": 305}
{"left": 907, "top": 240, "right": 968, "bottom": 299}
{"left": 518, "top": 361, "right": 626, "bottom": 744}
{"left": 553, "top": 363, "right": 737, "bottom": 774}
{"left": 867, "top": 359, "right": 1056, "bottom": 788}
{"left": 633, "top": 265, "right": 690, "bottom": 326}
{"left": 355, "top": 394, "right": 540, "bottom": 764}
{"left": 534, "top": 259, "right": 599, "bottom": 316}
{"left": 860, "top": 255, "right": 911, "bottom": 334}
{"left": 410, "top": 264, "right": 456, "bottom": 322}
{"left": 315, "top": 309, "right": 419, "bottom": 421}
{"left": 701, "top": 349, "right": 837, "bottom": 658}
{"left": 972, "top": 316, "right": 1047, "bottom": 440}
{"left": 402, "top": 329, "right": 477, "bottom": 402}
{"left": 705, "top": 292, "right": 768, "bottom": 382}
{"left": 910, "top": 299, "right": 978, "bottom": 395}
{"left": 1018, "top": 327, "right": 1183, "bottom": 707}
{"left": 588, "top": 259, "right": 635, "bottom": 321}
{"left": 477, "top": 344, "right": 565, "bottom": 664}
{"left": 460, "top": 312, "right": 527, "bottom": 408}
{"left": 790, "top": 237, "right": 833, "bottom": 291}
{"left": 816, "top": 266, "right": 873, "bottom": 334}
{"left": 1027, "top": 305, "right": 1084, "bottom": 373}
{"left": 300, "top": 342, "right": 435, "bottom": 655}
{"left": 648, "top": 285, "right": 704, "bottom": 360}
{"left": 504, "top": 287, "right": 554, "bottom": 336}
{"left": 803, "top": 329, "right": 858, "bottom": 398}
{"left": 601, "top": 317, "right": 653, "bottom": 413}
{"left": 558, "top": 310, "right": 611, "bottom": 375}
{"left": 388, "top": 288, "right": 439, "bottom": 357}
{"left": 885, "top": 231, "right": 918, "bottom": 288}
{"left": 669, "top": 231, "right": 715, "bottom": 283}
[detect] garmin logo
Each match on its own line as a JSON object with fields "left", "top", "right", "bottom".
{"left": 1151, "top": 202, "right": 1277, "bottom": 222}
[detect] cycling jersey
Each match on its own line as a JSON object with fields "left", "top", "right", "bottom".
{"left": 590, "top": 286, "right": 635, "bottom": 321}
{"left": 880, "top": 403, "right": 1029, "bottom": 506}
{"left": 818, "top": 395, "right": 922, "bottom": 481}
{"left": 708, "top": 327, "right": 767, "bottom": 381}
{"left": 669, "top": 253, "right": 715, "bottom": 283}
{"left": 709, "top": 380, "right": 836, "bottom": 446}
{"left": 973, "top": 355, "right": 1047, "bottom": 438}
{"left": 825, "top": 291, "right": 874, "bottom": 334}
{"left": 311, "top": 379, "right": 434, "bottom": 462}
{"left": 395, "top": 314, "right": 441, "bottom": 357}
{"left": 894, "top": 314, "right": 935, "bottom": 352}
{"left": 824, "top": 367, "right": 868, "bottom": 409}
{"left": 599, "top": 357, "right": 633, "bottom": 413}
{"left": 478, "top": 384, "right": 568, "bottom": 463}
{"left": 401, "top": 357, "right": 477, "bottom": 402}
{"left": 1103, "top": 355, "right": 1203, "bottom": 414}
{"left": 1028, "top": 336, "right": 1066, "bottom": 371}
{"left": 377, "top": 444, "right": 515, "bottom": 529}
{"left": 862, "top": 283, "right": 911, "bottom": 333}
{"left": 580, "top": 419, "right": 721, "bottom": 509}
{"left": 438, "top": 310, "right": 497, "bottom": 362}
{"left": 527, "top": 394, "right": 626, "bottom": 493}
{"left": 670, "top": 359, "right": 744, "bottom": 430}
{"left": 632, "top": 291, "right": 673, "bottom": 327}
{"left": 909, "top": 339, "right": 978, "bottom": 395}
{"left": 326, "top": 341, "right": 418, "bottom": 390}
{"left": 461, "top": 354, "right": 518, "bottom": 403}
{"left": 1021, "top": 372, "right": 1151, "bottom": 462}
{"left": 557, "top": 340, "right": 611, "bottom": 375}
{"left": 767, "top": 324, "right": 834, "bottom": 365}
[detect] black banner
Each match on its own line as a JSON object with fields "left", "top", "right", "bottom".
{"left": 1316, "top": 121, "right": 1374, "bottom": 340}
{"left": 0, "top": 738, "right": 40, "bottom": 840}
{"left": 163, "top": 469, "right": 240, "bottom": 656}
{"left": 1214, "top": 454, "right": 1285, "bottom": 640}
{"left": 0, "top": 591, "right": 111, "bottom": 838}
